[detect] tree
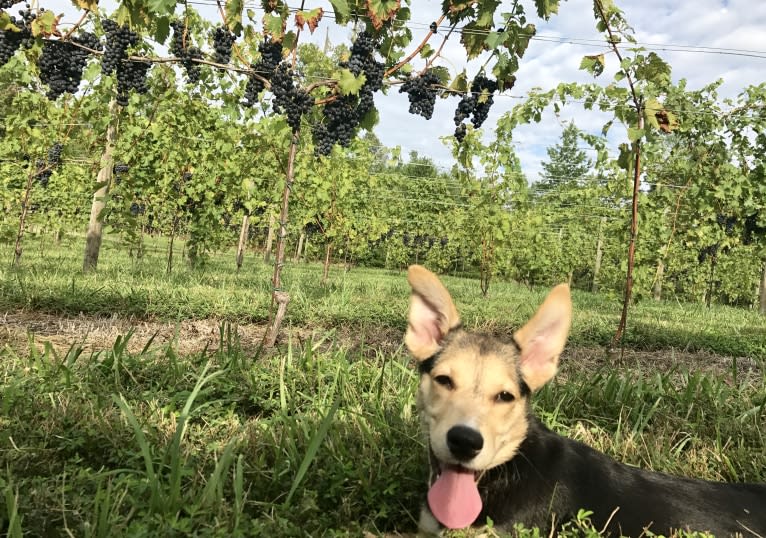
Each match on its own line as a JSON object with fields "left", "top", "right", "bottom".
{"left": 538, "top": 122, "right": 591, "bottom": 193}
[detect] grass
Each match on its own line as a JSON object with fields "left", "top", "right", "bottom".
{"left": 1, "top": 233, "right": 765, "bottom": 536}
{"left": 2, "top": 233, "right": 766, "bottom": 358}
{"left": 1, "top": 329, "right": 764, "bottom": 537}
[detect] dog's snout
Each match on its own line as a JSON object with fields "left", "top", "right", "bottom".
{"left": 446, "top": 425, "right": 484, "bottom": 461}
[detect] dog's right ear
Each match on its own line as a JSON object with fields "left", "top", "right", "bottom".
{"left": 405, "top": 265, "right": 461, "bottom": 360}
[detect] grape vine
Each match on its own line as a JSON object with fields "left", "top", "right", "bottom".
{"left": 453, "top": 74, "right": 498, "bottom": 142}
{"left": 312, "top": 32, "right": 384, "bottom": 155}
{"left": 399, "top": 70, "right": 441, "bottom": 120}
{"left": 38, "top": 32, "right": 101, "bottom": 100}
{"left": 211, "top": 26, "right": 235, "bottom": 66}
{"left": 270, "top": 63, "right": 314, "bottom": 131}
{"left": 0, "top": 7, "right": 35, "bottom": 67}
{"left": 170, "top": 21, "right": 203, "bottom": 84}
{"left": 243, "top": 38, "right": 282, "bottom": 107}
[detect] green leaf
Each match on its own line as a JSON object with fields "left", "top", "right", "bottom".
{"left": 71, "top": 0, "right": 98, "bottom": 10}
{"left": 617, "top": 143, "right": 632, "bottom": 171}
{"left": 627, "top": 127, "right": 644, "bottom": 142}
{"left": 644, "top": 98, "right": 662, "bottom": 130}
{"left": 281, "top": 31, "right": 297, "bottom": 52}
{"left": 0, "top": 12, "right": 20, "bottom": 32}
{"left": 476, "top": 0, "right": 501, "bottom": 26}
{"left": 429, "top": 66, "right": 450, "bottom": 86}
{"left": 460, "top": 21, "right": 491, "bottom": 59}
{"left": 534, "top": 0, "right": 561, "bottom": 20}
{"left": 359, "top": 106, "right": 379, "bottom": 131}
{"left": 328, "top": 0, "right": 350, "bottom": 23}
{"left": 484, "top": 30, "right": 504, "bottom": 50}
{"left": 153, "top": 16, "right": 170, "bottom": 43}
{"left": 147, "top": 0, "right": 176, "bottom": 16}
{"left": 635, "top": 52, "right": 671, "bottom": 86}
{"left": 263, "top": 13, "right": 286, "bottom": 41}
{"left": 225, "top": 0, "right": 244, "bottom": 35}
{"left": 31, "top": 10, "right": 58, "bottom": 37}
{"left": 579, "top": 54, "right": 605, "bottom": 77}
{"left": 419, "top": 43, "right": 434, "bottom": 58}
{"left": 448, "top": 70, "right": 469, "bottom": 96}
{"left": 336, "top": 68, "right": 366, "bottom": 96}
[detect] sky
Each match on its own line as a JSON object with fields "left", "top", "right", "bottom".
{"left": 54, "top": 0, "right": 766, "bottom": 181}
{"left": 366, "top": 0, "right": 766, "bottom": 180}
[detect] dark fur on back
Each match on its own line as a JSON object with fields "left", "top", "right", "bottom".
{"left": 476, "top": 413, "right": 766, "bottom": 536}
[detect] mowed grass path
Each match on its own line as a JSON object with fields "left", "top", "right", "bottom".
{"left": 1, "top": 235, "right": 765, "bottom": 536}
{"left": 2, "top": 234, "right": 765, "bottom": 358}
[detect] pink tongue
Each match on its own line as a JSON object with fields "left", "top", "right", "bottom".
{"left": 427, "top": 466, "right": 482, "bottom": 529}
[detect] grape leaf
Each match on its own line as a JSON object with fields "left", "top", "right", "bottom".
{"left": 419, "top": 43, "right": 434, "bottom": 58}
{"left": 295, "top": 8, "right": 323, "bottom": 33}
{"left": 476, "top": 0, "right": 500, "bottom": 26}
{"left": 147, "top": 0, "right": 176, "bottom": 16}
{"left": 225, "top": 0, "right": 244, "bottom": 36}
{"left": 328, "top": 0, "right": 350, "bottom": 23}
{"left": 579, "top": 54, "right": 605, "bottom": 77}
{"left": 460, "top": 21, "right": 491, "bottom": 58}
{"left": 154, "top": 16, "right": 170, "bottom": 43}
{"left": 534, "top": 0, "right": 561, "bottom": 19}
{"left": 0, "top": 12, "right": 20, "bottom": 32}
{"left": 627, "top": 127, "right": 644, "bottom": 142}
{"left": 449, "top": 70, "right": 469, "bottom": 95}
{"left": 443, "top": 0, "right": 475, "bottom": 24}
{"left": 31, "top": 10, "right": 59, "bottom": 37}
{"left": 336, "top": 69, "right": 367, "bottom": 96}
{"left": 366, "top": 0, "right": 400, "bottom": 30}
{"left": 71, "top": 0, "right": 98, "bottom": 10}
{"left": 263, "top": 13, "right": 286, "bottom": 41}
{"left": 635, "top": 52, "right": 671, "bottom": 86}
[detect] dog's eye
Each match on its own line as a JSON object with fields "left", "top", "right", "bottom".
{"left": 496, "top": 391, "right": 515, "bottom": 403}
{"left": 433, "top": 375, "right": 454, "bottom": 390}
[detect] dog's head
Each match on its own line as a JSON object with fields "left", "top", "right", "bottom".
{"left": 405, "top": 265, "right": 571, "bottom": 529}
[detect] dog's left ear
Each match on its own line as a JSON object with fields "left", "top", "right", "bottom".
{"left": 405, "top": 265, "right": 461, "bottom": 360}
{"left": 514, "top": 284, "right": 572, "bottom": 392}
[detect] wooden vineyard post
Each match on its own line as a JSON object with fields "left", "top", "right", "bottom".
{"left": 653, "top": 259, "right": 664, "bottom": 301}
{"left": 264, "top": 211, "right": 275, "bottom": 263}
{"left": 83, "top": 98, "right": 119, "bottom": 273}
{"left": 12, "top": 163, "right": 39, "bottom": 267}
{"left": 264, "top": 129, "right": 299, "bottom": 347}
{"left": 592, "top": 217, "right": 605, "bottom": 292}
{"left": 322, "top": 242, "right": 332, "bottom": 284}
{"left": 294, "top": 231, "right": 305, "bottom": 262}
{"left": 236, "top": 214, "right": 250, "bottom": 271}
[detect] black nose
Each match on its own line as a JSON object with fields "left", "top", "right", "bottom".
{"left": 446, "top": 425, "right": 484, "bottom": 461}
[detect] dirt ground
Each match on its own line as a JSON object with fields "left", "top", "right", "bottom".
{"left": 0, "top": 310, "right": 761, "bottom": 380}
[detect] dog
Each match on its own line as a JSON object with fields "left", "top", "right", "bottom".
{"left": 404, "top": 265, "right": 766, "bottom": 537}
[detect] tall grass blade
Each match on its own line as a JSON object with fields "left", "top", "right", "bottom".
{"left": 168, "top": 360, "right": 223, "bottom": 510}
{"left": 199, "top": 439, "right": 237, "bottom": 510}
{"left": 284, "top": 396, "right": 341, "bottom": 507}
{"left": 112, "top": 394, "right": 158, "bottom": 506}
{"left": 3, "top": 482, "right": 23, "bottom": 538}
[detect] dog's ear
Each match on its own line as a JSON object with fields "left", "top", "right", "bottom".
{"left": 514, "top": 284, "right": 572, "bottom": 391}
{"left": 405, "top": 265, "right": 461, "bottom": 360}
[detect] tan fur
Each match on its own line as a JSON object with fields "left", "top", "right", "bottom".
{"left": 514, "top": 283, "right": 572, "bottom": 391}
{"left": 405, "top": 265, "right": 572, "bottom": 471}
{"left": 405, "top": 265, "right": 461, "bottom": 359}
